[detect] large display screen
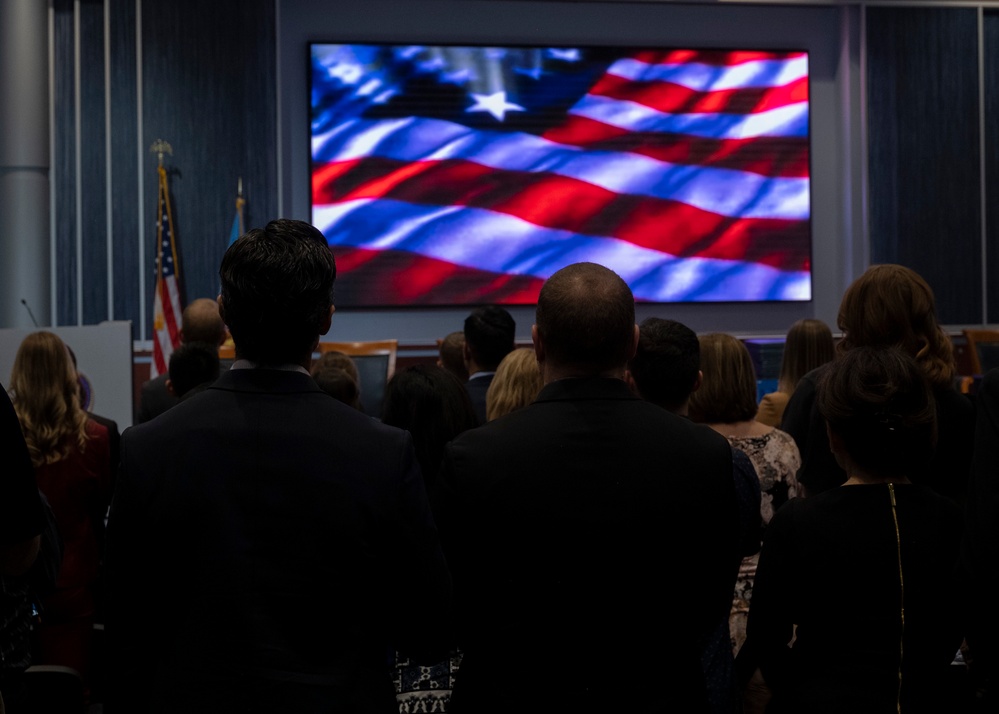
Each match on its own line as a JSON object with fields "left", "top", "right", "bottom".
{"left": 311, "top": 43, "right": 811, "bottom": 306}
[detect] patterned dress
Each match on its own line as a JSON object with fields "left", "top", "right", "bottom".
{"left": 726, "top": 428, "right": 800, "bottom": 655}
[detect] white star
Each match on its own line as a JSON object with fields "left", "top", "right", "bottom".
{"left": 514, "top": 65, "right": 544, "bottom": 81}
{"left": 466, "top": 91, "right": 525, "bottom": 122}
{"left": 546, "top": 48, "right": 581, "bottom": 62}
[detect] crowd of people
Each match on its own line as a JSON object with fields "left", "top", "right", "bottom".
{"left": 0, "top": 218, "right": 996, "bottom": 713}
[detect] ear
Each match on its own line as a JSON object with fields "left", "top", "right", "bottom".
{"left": 691, "top": 370, "right": 703, "bottom": 394}
{"left": 463, "top": 340, "right": 472, "bottom": 364}
{"left": 166, "top": 379, "right": 176, "bottom": 397}
{"left": 319, "top": 304, "right": 334, "bottom": 337}
{"left": 626, "top": 324, "right": 639, "bottom": 360}
{"left": 216, "top": 295, "right": 227, "bottom": 325}
{"left": 532, "top": 324, "right": 545, "bottom": 363}
{"left": 826, "top": 422, "right": 849, "bottom": 471}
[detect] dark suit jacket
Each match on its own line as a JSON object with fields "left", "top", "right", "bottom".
{"left": 438, "top": 377, "right": 740, "bottom": 713}
{"left": 136, "top": 373, "right": 179, "bottom": 424}
{"left": 464, "top": 373, "right": 493, "bottom": 425}
{"left": 107, "top": 369, "right": 451, "bottom": 713}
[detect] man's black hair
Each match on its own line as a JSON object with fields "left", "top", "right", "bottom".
{"left": 219, "top": 219, "right": 335, "bottom": 365}
{"left": 168, "top": 342, "right": 221, "bottom": 397}
{"left": 629, "top": 318, "right": 700, "bottom": 411}
{"left": 464, "top": 306, "right": 515, "bottom": 371}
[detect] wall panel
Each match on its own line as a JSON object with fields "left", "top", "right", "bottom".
{"left": 867, "top": 7, "right": 982, "bottom": 324}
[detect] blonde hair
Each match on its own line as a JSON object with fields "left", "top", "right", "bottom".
{"left": 688, "top": 333, "right": 759, "bottom": 424}
{"left": 10, "top": 331, "right": 90, "bottom": 467}
{"left": 837, "top": 264, "right": 954, "bottom": 387}
{"left": 777, "top": 319, "right": 835, "bottom": 394}
{"left": 486, "top": 348, "right": 543, "bottom": 421}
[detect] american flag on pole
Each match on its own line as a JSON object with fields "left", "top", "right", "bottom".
{"left": 311, "top": 45, "right": 810, "bottom": 306}
{"left": 151, "top": 165, "right": 182, "bottom": 378}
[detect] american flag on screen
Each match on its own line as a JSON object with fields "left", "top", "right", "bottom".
{"left": 311, "top": 45, "right": 810, "bottom": 305}
{"left": 151, "top": 165, "right": 182, "bottom": 378}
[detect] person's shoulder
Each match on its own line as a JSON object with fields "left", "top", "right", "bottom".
{"left": 85, "top": 416, "right": 109, "bottom": 442}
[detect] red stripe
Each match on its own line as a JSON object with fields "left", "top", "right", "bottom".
{"left": 313, "top": 158, "right": 809, "bottom": 270}
{"left": 160, "top": 277, "right": 181, "bottom": 345}
{"left": 333, "top": 246, "right": 545, "bottom": 305}
{"left": 542, "top": 115, "right": 809, "bottom": 178}
{"left": 632, "top": 50, "right": 807, "bottom": 67}
{"left": 590, "top": 74, "right": 808, "bottom": 116}
{"left": 153, "top": 340, "right": 168, "bottom": 376}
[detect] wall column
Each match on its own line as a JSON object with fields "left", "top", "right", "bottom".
{"left": 0, "top": 0, "right": 50, "bottom": 328}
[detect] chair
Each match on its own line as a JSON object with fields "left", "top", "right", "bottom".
{"left": 317, "top": 340, "right": 398, "bottom": 417}
{"left": 962, "top": 329, "right": 999, "bottom": 375}
{"left": 22, "top": 665, "right": 85, "bottom": 714}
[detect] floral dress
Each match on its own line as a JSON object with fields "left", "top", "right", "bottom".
{"left": 726, "top": 428, "right": 800, "bottom": 655}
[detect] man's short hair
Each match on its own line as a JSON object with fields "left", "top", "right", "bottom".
{"left": 438, "top": 331, "right": 469, "bottom": 382}
{"left": 181, "top": 298, "right": 227, "bottom": 346}
{"left": 168, "top": 342, "right": 221, "bottom": 397}
{"left": 310, "top": 352, "right": 362, "bottom": 410}
{"left": 536, "top": 263, "right": 635, "bottom": 372}
{"left": 629, "top": 318, "right": 699, "bottom": 411}
{"left": 464, "top": 306, "right": 515, "bottom": 371}
{"left": 219, "top": 220, "right": 335, "bottom": 365}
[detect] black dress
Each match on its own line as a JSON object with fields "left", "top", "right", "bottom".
{"left": 744, "top": 484, "right": 962, "bottom": 714}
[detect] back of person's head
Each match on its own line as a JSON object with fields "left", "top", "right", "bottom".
{"left": 219, "top": 219, "right": 336, "bottom": 366}
{"left": 438, "top": 331, "right": 469, "bottom": 382}
{"left": 464, "top": 306, "right": 515, "bottom": 371}
{"left": 310, "top": 352, "right": 362, "bottom": 410}
{"left": 168, "top": 342, "right": 221, "bottom": 398}
{"left": 9, "top": 331, "right": 88, "bottom": 466}
{"left": 688, "top": 333, "right": 758, "bottom": 424}
{"left": 777, "top": 318, "right": 835, "bottom": 394}
{"left": 381, "top": 364, "right": 478, "bottom": 476}
{"left": 837, "top": 264, "right": 954, "bottom": 387}
{"left": 818, "top": 346, "right": 936, "bottom": 479}
{"left": 181, "top": 298, "right": 227, "bottom": 346}
{"left": 628, "top": 318, "right": 699, "bottom": 411}
{"left": 486, "top": 348, "right": 543, "bottom": 421}
{"left": 535, "top": 262, "right": 635, "bottom": 375}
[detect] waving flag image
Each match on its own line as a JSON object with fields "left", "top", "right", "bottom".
{"left": 311, "top": 44, "right": 811, "bottom": 306}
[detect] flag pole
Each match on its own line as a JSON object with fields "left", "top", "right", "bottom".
{"left": 236, "top": 177, "right": 245, "bottom": 236}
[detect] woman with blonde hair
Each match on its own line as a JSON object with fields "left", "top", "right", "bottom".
{"left": 688, "top": 333, "right": 800, "bottom": 656}
{"left": 9, "top": 331, "right": 111, "bottom": 693}
{"left": 782, "top": 264, "right": 973, "bottom": 498}
{"left": 757, "top": 319, "right": 834, "bottom": 428}
{"left": 486, "top": 348, "right": 543, "bottom": 421}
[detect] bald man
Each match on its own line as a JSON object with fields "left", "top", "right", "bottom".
{"left": 438, "top": 263, "right": 741, "bottom": 713}
{"left": 137, "top": 298, "right": 227, "bottom": 423}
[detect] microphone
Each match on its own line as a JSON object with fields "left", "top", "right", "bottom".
{"left": 20, "top": 299, "right": 39, "bottom": 327}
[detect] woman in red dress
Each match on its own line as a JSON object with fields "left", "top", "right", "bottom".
{"left": 9, "top": 331, "right": 110, "bottom": 690}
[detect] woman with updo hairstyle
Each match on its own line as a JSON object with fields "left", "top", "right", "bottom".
{"left": 380, "top": 364, "right": 477, "bottom": 713}
{"left": 757, "top": 319, "right": 834, "bottom": 428}
{"left": 688, "top": 333, "right": 800, "bottom": 657}
{"left": 485, "top": 348, "right": 543, "bottom": 421}
{"left": 742, "top": 347, "right": 962, "bottom": 714}
{"left": 9, "top": 331, "right": 111, "bottom": 693}
{"left": 782, "top": 264, "right": 974, "bottom": 498}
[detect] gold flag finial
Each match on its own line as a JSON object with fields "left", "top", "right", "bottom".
{"left": 149, "top": 139, "right": 173, "bottom": 167}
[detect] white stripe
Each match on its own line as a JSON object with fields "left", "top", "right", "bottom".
{"left": 312, "top": 117, "right": 809, "bottom": 221}
{"left": 607, "top": 55, "right": 809, "bottom": 92}
{"left": 569, "top": 95, "right": 809, "bottom": 140}
{"left": 313, "top": 199, "right": 810, "bottom": 301}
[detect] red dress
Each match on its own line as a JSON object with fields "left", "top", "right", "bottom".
{"left": 33, "top": 418, "right": 111, "bottom": 681}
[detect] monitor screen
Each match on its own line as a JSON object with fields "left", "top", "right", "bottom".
{"left": 311, "top": 43, "right": 811, "bottom": 307}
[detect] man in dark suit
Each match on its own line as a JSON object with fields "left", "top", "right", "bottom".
{"left": 136, "top": 297, "right": 227, "bottom": 423}
{"left": 462, "top": 306, "right": 515, "bottom": 424}
{"left": 107, "top": 220, "right": 451, "bottom": 713}
{"left": 438, "top": 264, "right": 740, "bottom": 713}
